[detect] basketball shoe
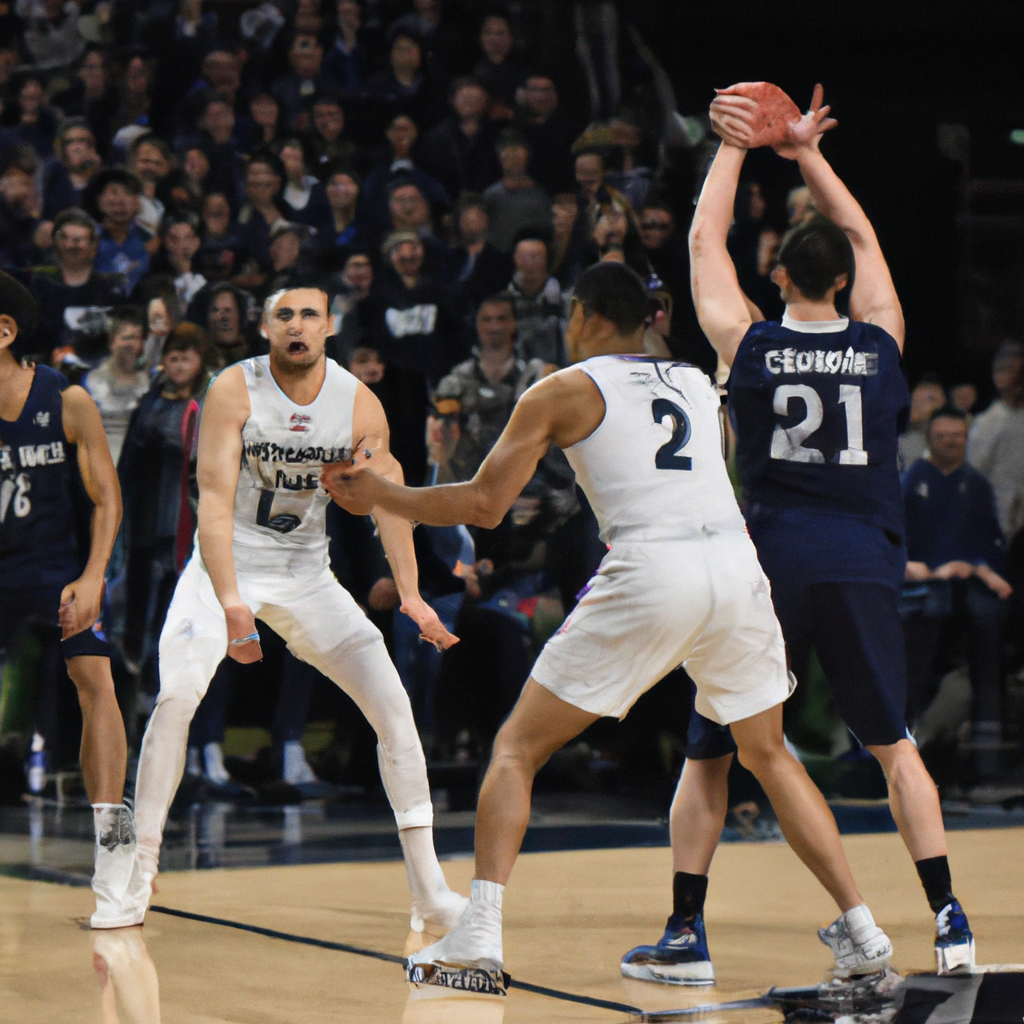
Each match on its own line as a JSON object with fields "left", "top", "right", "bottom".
{"left": 620, "top": 913, "right": 715, "bottom": 985}
{"left": 935, "top": 900, "right": 975, "bottom": 974}
{"left": 818, "top": 904, "right": 893, "bottom": 978}
{"left": 90, "top": 804, "right": 140, "bottom": 929}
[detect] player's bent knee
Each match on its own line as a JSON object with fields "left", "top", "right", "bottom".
{"left": 65, "top": 656, "right": 115, "bottom": 699}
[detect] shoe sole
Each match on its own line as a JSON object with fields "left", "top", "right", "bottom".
{"left": 407, "top": 960, "right": 509, "bottom": 996}
{"left": 620, "top": 961, "right": 716, "bottom": 985}
{"left": 830, "top": 952, "right": 893, "bottom": 980}
{"left": 937, "top": 938, "right": 975, "bottom": 974}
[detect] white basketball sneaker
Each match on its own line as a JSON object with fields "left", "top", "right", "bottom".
{"left": 818, "top": 904, "right": 893, "bottom": 978}
{"left": 90, "top": 804, "right": 140, "bottom": 929}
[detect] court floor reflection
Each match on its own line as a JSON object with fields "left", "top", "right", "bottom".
{"left": 92, "top": 928, "right": 161, "bottom": 1024}
{"left": 401, "top": 982, "right": 506, "bottom": 1023}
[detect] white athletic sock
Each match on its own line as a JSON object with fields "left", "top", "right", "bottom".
{"left": 409, "top": 878, "right": 504, "bottom": 968}
{"left": 203, "top": 742, "right": 230, "bottom": 785}
{"left": 400, "top": 826, "right": 466, "bottom": 930}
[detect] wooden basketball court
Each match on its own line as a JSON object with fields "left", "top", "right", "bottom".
{"left": 2, "top": 828, "right": 1021, "bottom": 1022}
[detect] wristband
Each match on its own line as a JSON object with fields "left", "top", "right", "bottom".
{"left": 230, "top": 631, "right": 261, "bottom": 646}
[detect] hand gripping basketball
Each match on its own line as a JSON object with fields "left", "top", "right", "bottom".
{"left": 711, "top": 82, "right": 837, "bottom": 154}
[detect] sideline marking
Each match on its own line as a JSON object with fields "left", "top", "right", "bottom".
{"left": 150, "top": 905, "right": 640, "bottom": 1015}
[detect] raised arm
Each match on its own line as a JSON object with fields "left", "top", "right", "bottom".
{"left": 195, "top": 366, "right": 260, "bottom": 662}
{"left": 782, "top": 87, "right": 904, "bottom": 348}
{"left": 349, "top": 384, "right": 457, "bottom": 650}
{"left": 689, "top": 142, "right": 753, "bottom": 368}
{"left": 60, "top": 385, "right": 123, "bottom": 638}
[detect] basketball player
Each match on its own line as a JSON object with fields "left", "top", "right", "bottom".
{"left": 619, "top": 88, "right": 974, "bottom": 984}
{"left": 0, "top": 271, "right": 133, "bottom": 928}
{"left": 323, "top": 262, "right": 893, "bottom": 988}
{"left": 114, "top": 285, "right": 467, "bottom": 938}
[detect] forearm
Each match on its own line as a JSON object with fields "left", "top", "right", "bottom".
{"left": 373, "top": 510, "right": 420, "bottom": 605}
{"left": 80, "top": 492, "right": 121, "bottom": 583}
{"left": 372, "top": 475, "right": 502, "bottom": 529}
{"left": 795, "top": 148, "right": 875, "bottom": 244}
{"left": 197, "top": 495, "right": 242, "bottom": 607}
{"left": 690, "top": 144, "right": 746, "bottom": 254}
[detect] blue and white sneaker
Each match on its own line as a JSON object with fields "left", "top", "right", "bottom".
{"left": 620, "top": 913, "right": 715, "bottom": 985}
{"left": 935, "top": 900, "right": 975, "bottom": 974}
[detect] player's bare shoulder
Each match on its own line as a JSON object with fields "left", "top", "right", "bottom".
{"left": 205, "top": 363, "right": 251, "bottom": 426}
{"left": 59, "top": 383, "right": 104, "bottom": 443}
{"left": 518, "top": 365, "right": 605, "bottom": 450}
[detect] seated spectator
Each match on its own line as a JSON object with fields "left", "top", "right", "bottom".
{"left": 515, "top": 73, "right": 577, "bottom": 194}
{"left": 84, "top": 168, "right": 153, "bottom": 294}
{"left": 431, "top": 293, "right": 550, "bottom": 483}
{"left": 451, "top": 193, "right": 513, "bottom": 313}
{"left": 195, "top": 192, "right": 244, "bottom": 282}
{"left": 899, "top": 374, "right": 946, "bottom": 468}
{"left": 188, "top": 280, "right": 262, "bottom": 366}
{"left": 549, "top": 191, "right": 580, "bottom": 286}
{"left": 507, "top": 234, "right": 564, "bottom": 365}
{"left": 119, "top": 323, "right": 216, "bottom": 676}
{"left": 272, "top": 32, "right": 331, "bottom": 132}
{"left": 950, "top": 383, "right": 978, "bottom": 417}
{"left": 364, "top": 26, "right": 430, "bottom": 123}
{"left": 366, "top": 230, "right": 464, "bottom": 482}
{"left": 29, "top": 208, "right": 127, "bottom": 360}
{"left": 323, "top": 165, "right": 363, "bottom": 247}
{"left": 110, "top": 54, "right": 154, "bottom": 141}
{"left": 276, "top": 138, "right": 332, "bottom": 240}
{"left": 787, "top": 185, "right": 816, "bottom": 226}
{"left": 473, "top": 12, "right": 526, "bottom": 120}
{"left": 325, "top": 248, "right": 374, "bottom": 362}
{"left": 604, "top": 114, "right": 654, "bottom": 211}
{"left": 151, "top": 212, "right": 207, "bottom": 305}
{"left": 180, "top": 49, "right": 244, "bottom": 125}
{"left": 234, "top": 151, "right": 290, "bottom": 291}
{"left": 21, "top": 0, "right": 86, "bottom": 72}
{"left": 321, "top": 0, "right": 372, "bottom": 96}
{"left": 83, "top": 306, "right": 151, "bottom": 464}
{"left": 902, "top": 408, "right": 1011, "bottom": 780}
{"left": 238, "top": 92, "right": 286, "bottom": 155}
{"left": 136, "top": 275, "right": 185, "bottom": 372}
{"left": 40, "top": 118, "right": 103, "bottom": 221}
{"left": 483, "top": 130, "right": 551, "bottom": 254}
{"left": 391, "top": 0, "right": 475, "bottom": 87}
{"left": 573, "top": 146, "right": 606, "bottom": 210}
{"left": 7, "top": 72, "right": 60, "bottom": 160}
{"left": 50, "top": 46, "right": 119, "bottom": 157}
{"left": 305, "top": 94, "right": 360, "bottom": 175}
{"left": 182, "top": 93, "right": 245, "bottom": 208}
{"left": 968, "top": 341, "right": 1024, "bottom": 542}
{"left": 589, "top": 187, "right": 653, "bottom": 282}
{"left": 0, "top": 144, "right": 48, "bottom": 271}
{"left": 386, "top": 177, "right": 454, "bottom": 275}
{"left": 128, "top": 133, "right": 174, "bottom": 237}
{"left": 360, "top": 113, "right": 450, "bottom": 236}
{"left": 265, "top": 221, "right": 315, "bottom": 297}
{"left": 421, "top": 76, "right": 503, "bottom": 202}
{"left": 727, "top": 180, "right": 780, "bottom": 318}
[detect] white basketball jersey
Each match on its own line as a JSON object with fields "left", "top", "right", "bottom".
{"left": 229, "top": 355, "right": 358, "bottom": 566}
{"left": 565, "top": 356, "right": 746, "bottom": 543}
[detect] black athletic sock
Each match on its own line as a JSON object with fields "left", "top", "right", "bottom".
{"left": 915, "top": 856, "right": 956, "bottom": 914}
{"left": 672, "top": 871, "right": 709, "bottom": 922}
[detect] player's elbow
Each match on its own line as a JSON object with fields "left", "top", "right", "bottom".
{"left": 467, "top": 489, "right": 505, "bottom": 530}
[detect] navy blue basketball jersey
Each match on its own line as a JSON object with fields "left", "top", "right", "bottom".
{"left": 0, "top": 365, "right": 80, "bottom": 587}
{"left": 727, "top": 315, "right": 909, "bottom": 537}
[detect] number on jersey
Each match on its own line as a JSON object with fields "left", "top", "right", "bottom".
{"left": 652, "top": 398, "right": 693, "bottom": 471}
{"left": 0, "top": 473, "right": 31, "bottom": 523}
{"left": 770, "top": 384, "right": 867, "bottom": 465}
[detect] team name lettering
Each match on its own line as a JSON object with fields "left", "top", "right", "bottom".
{"left": 764, "top": 348, "right": 878, "bottom": 377}
{"left": 242, "top": 440, "right": 350, "bottom": 464}
{"left": 16, "top": 441, "right": 65, "bottom": 467}
{"left": 275, "top": 469, "right": 321, "bottom": 491}
{"left": 0, "top": 446, "right": 13, "bottom": 472}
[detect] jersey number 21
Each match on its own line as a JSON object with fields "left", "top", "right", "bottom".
{"left": 770, "top": 384, "right": 867, "bottom": 465}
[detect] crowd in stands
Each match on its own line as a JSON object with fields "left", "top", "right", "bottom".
{"left": 1, "top": 0, "right": 1021, "bottom": 801}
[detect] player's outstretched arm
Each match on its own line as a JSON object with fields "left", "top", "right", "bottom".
{"left": 689, "top": 140, "right": 753, "bottom": 368}
{"left": 782, "top": 87, "right": 905, "bottom": 349}
{"left": 349, "top": 384, "right": 458, "bottom": 650}
{"left": 195, "top": 366, "right": 261, "bottom": 663}
{"left": 60, "top": 385, "right": 122, "bottom": 638}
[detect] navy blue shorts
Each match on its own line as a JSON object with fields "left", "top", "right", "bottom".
{"left": 0, "top": 585, "right": 113, "bottom": 661}
{"left": 686, "top": 580, "right": 909, "bottom": 758}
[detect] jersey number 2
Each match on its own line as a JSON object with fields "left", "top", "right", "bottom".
{"left": 652, "top": 399, "right": 692, "bottom": 471}
{"left": 770, "top": 384, "right": 867, "bottom": 465}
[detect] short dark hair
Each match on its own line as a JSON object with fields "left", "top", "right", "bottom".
{"left": 107, "top": 305, "right": 146, "bottom": 338}
{"left": 776, "top": 216, "right": 854, "bottom": 302}
{"left": 478, "top": 292, "right": 516, "bottom": 317}
{"left": 0, "top": 271, "right": 40, "bottom": 337}
{"left": 160, "top": 211, "right": 200, "bottom": 238}
{"left": 928, "top": 405, "right": 968, "bottom": 429}
{"left": 129, "top": 132, "right": 172, "bottom": 162}
{"left": 572, "top": 262, "right": 648, "bottom": 335}
{"left": 54, "top": 207, "right": 99, "bottom": 240}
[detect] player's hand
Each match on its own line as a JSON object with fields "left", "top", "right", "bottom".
{"left": 709, "top": 92, "right": 757, "bottom": 148}
{"left": 225, "top": 603, "right": 262, "bottom": 663}
{"left": 58, "top": 574, "right": 104, "bottom": 640}
{"left": 400, "top": 596, "right": 459, "bottom": 652}
{"left": 321, "top": 451, "right": 382, "bottom": 516}
{"left": 904, "top": 561, "right": 933, "bottom": 582}
{"left": 933, "top": 560, "right": 975, "bottom": 581}
{"left": 774, "top": 84, "right": 838, "bottom": 159}
{"left": 975, "top": 563, "right": 1013, "bottom": 600}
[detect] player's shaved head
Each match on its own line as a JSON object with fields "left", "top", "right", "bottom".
{"left": 571, "top": 262, "right": 649, "bottom": 335}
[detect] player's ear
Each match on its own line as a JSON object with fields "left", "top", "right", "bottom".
{"left": 834, "top": 273, "right": 849, "bottom": 293}
{"left": 0, "top": 314, "right": 18, "bottom": 348}
{"left": 259, "top": 321, "right": 269, "bottom": 339}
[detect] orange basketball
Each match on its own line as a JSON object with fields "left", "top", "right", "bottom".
{"left": 716, "top": 82, "right": 802, "bottom": 149}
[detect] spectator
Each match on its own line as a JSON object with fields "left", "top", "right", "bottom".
{"left": 85, "top": 167, "right": 153, "bottom": 294}
{"left": 83, "top": 306, "right": 151, "bottom": 464}
{"left": 191, "top": 281, "right": 260, "bottom": 366}
{"left": 50, "top": 46, "right": 119, "bottom": 157}
{"left": 515, "top": 73, "right": 577, "bottom": 194}
{"left": 276, "top": 138, "right": 332, "bottom": 240}
{"left": 119, "top": 323, "right": 215, "bottom": 676}
{"left": 900, "top": 374, "right": 946, "bottom": 468}
{"left": 128, "top": 133, "right": 173, "bottom": 236}
{"left": 194, "top": 192, "right": 244, "bottom": 282}
{"left": 234, "top": 151, "right": 290, "bottom": 289}
{"left": 28, "top": 208, "right": 128, "bottom": 360}
{"left": 137, "top": 276, "right": 185, "bottom": 371}
{"left": 431, "top": 293, "right": 550, "bottom": 483}
{"left": 7, "top": 72, "right": 60, "bottom": 160}
{"left": 323, "top": 165, "right": 362, "bottom": 246}
{"left": 483, "top": 130, "right": 551, "bottom": 254}
{"left": 422, "top": 76, "right": 503, "bottom": 201}
{"left": 325, "top": 249, "right": 373, "bottom": 362}
{"left": 111, "top": 54, "right": 154, "bottom": 141}
{"left": 272, "top": 32, "right": 330, "bottom": 132}
{"left": 0, "top": 144, "right": 47, "bottom": 270}
{"left": 589, "top": 187, "right": 653, "bottom": 282}
{"left": 40, "top": 118, "right": 103, "bottom": 221}
{"left": 549, "top": 191, "right": 580, "bottom": 286}
{"left": 902, "top": 408, "right": 1011, "bottom": 780}
{"left": 187, "top": 49, "right": 244, "bottom": 115}
{"left": 306, "top": 93, "right": 360, "bottom": 174}
{"left": 321, "top": 0, "right": 371, "bottom": 95}
{"left": 239, "top": 92, "right": 286, "bottom": 154}
{"left": 473, "top": 12, "right": 526, "bottom": 119}
{"left": 727, "top": 180, "right": 780, "bottom": 318}
{"left": 364, "top": 27, "right": 428, "bottom": 121}
{"left": 391, "top": 0, "right": 475, "bottom": 88}
{"left": 507, "top": 234, "right": 564, "bottom": 365}
{"left": 605, "top": 115, "right": 652, "bottom": 211}
{"left": 21, "top": 0, "right": 86, "bottom": 71}
{"left": 386, "top": 178, "right": 454, "bottom": 274}
{"left": 787, "top": 185, "right": 816, "bottom": 226}
{"left": 452, "top": 193, "right": 513, "bottom": 313}
{"left": 186, "top": 92, "right": 245, "bottom": 207}
{"left": 153, "top": 212, "right": 207, "bottom": 305}
{"left": 265, "top": 221, "right": 314, "bottom": 296}
{"left": 967, "top": 341, "right": 1024, "bottom": 541}
{"left": 367, "top": 230, "right": 464, "bottom": 482}
{"left": 573, "top": 146, "right": 605, "bottom": 209}
{"left": 950, "top": 383, "right": 978, "bottom": 417}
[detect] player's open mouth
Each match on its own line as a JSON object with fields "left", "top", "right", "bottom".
{"left": 287, "top": 341, "right": 308, "bottom": 354}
